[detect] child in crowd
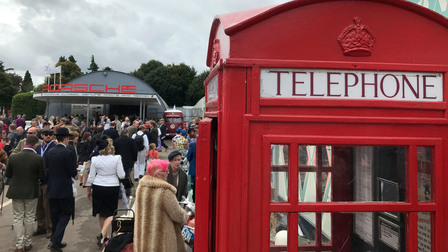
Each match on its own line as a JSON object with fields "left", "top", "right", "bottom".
{"left": 146, "top": 143, "right": 159, "bottom": 161}
{"left": 1, "top": 137, "right": 12, "bottom": 156}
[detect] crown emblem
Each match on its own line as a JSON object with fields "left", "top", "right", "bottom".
{"left": 338, "top": 17, "right": 375, "bottom": 57}
{"left": 211, "top": 39, "right": 220, "bottom": 67}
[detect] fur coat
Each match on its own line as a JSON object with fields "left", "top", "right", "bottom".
{"left": 134, "top": 175, "right": 187, "bottom": 252}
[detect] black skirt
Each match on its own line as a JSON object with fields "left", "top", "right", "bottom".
{"left": 92, "top": 184, "right": 120, "bottom": 218}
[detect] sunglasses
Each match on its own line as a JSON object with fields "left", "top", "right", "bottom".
{"left": 43, "top": 133, "right": 53, "bottom": 136}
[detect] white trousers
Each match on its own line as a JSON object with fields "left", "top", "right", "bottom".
{"left": 134, "top": 150, "right": 146, "bottom": 179}
{"left": 12, "top": 198, "right": 38, "bottom": 249}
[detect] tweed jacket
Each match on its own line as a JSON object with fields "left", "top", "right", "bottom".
{"left": 134, "top": 175, "right": 187, "bottom": 252}
{"left": 167, "top": 165, "right": 189, "bottom": 202}
{"left": 5, "top": 149, "right": 45, "bottom": 199}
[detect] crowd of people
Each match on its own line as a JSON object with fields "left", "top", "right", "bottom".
{"left": 0, "top": 113, "right": 199, "bottom": 252}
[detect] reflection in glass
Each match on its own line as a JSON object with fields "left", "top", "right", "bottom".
{"left": 299, "top": 145, "right": 317, "bottom": 167}
{"left": 417, "top": 212, "right": 431, "bottom": 252}
{"left": 299, "top": 213, "right": 316, "bottom": 245}
{"left": 417, "top": 147, "right": 433, "bottom": 203}
{"left": 322, "top": 212, "right": 331, "bottom": 245}
{"left": 270, "top": 212, "right": 287, "bottom": 251}
{"left": 298, "top": 146, "right": 407, "bottom": 202}
{"left": 299, "top": 172, "right": 316, "bottom": 202}
{"left": 322, "top": 172, "right": 332, "bottom": 202}
{"left": 271, "top": 145, "right": 288, "bottom": 202}
{"left": 296, "top": 212, "right": 407, "bottom": 251}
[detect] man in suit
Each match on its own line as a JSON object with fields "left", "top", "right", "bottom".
{"left": 166, "top": 150, "right": 188, "bottom": 202}
{"left": 45, "top": 128, "right": 77, "bottom": 252}
{"left": 113, "top": 129, "right": 138, "bottom": 195}
{"left": 34, "top": 128, "right": 56, "bottom": 238}
{"left": 104, "top": 121, "right": 119, "bottom": 140}
{"left": 159, "top": 118, "right": 168, "bottom": 152}
{"left": 5, "top": 135, "right": 45, "bottom": 252}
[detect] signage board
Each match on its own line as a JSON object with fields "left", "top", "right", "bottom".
{"left": 207, "top": 75, "right": 218, "bottom": 102}
{"left": 260, "top": 68, "right": 443, "bottom": 102}
{"left": 42, "top": 84, "right": 137, "bottom": 94}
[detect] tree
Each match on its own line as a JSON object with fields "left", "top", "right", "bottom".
{"left": 147, "top": 66, "right": 175, "bottom": 105}
{"left": 169, "top": 63, "right": 196, "bottom": 106}
{"left": 7, "top": 73, "right": 22, "bottom": 93}
{"left": 131, "top": 60, "right": 164, "bottom": 82}
{"left": 68, "top": 55, "right": 77, "bottom": 63}
{"left": 186, "top": 70, "right": 209, "bottom": 105}
{"left": 131, "top": 60, "right": 197, "bottom": 107}
{"left": 102, "top": 66, "right": 113, "bottom": 71}
{"left": 58, "top": 56, "right": 67, "bottom": 63}
{"left": 21, "top": 70, "right": 33, "bottom": 93}
{"left": 87, "top": 55, "right": 99, "bottom": 72}
{"left": 0, "top": 60, "right": 13, "bottom": 72}
{"left": 0, "top": 72, "right": 16, "bottom": 109}
{"left": 56, "top": 60, "right": 83, "bottom": 84}
{"left": 11, "top": 92, "right": 46, "bottom": 119}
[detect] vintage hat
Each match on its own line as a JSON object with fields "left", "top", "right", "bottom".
{"left": 41, "top": 128, "right": 53, "bottom": 134}
{"left": 54, "top": 127, "right": 72, "bottom": 137}
{"left": 168, "top": 150, "right": 181, "bottom": 161}
{"left": 97, "top": 135, "right": 109, "bottom": 151}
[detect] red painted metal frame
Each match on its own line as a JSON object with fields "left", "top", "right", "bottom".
{"left": 196, "top": 118, "right": 213, "bottom": 252}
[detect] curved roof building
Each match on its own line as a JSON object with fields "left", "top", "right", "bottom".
{"left": 33, "top": 71, "right": 168, "bottom": 122}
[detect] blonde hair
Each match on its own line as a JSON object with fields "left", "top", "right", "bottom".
{"left": 99, "top": 138, "right": 115, "bottom": 155}
{"left": 69, "top": 131, "right": 79, "bottom": 141}
{"left": 149, "top": 143, "right": 156, "bottom": 150}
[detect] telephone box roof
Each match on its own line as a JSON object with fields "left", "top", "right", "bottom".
{"left": 206, "top": 0, "right": 448, "bottom": 67}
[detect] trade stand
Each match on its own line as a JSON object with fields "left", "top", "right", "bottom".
{"left": 195, "top": 0, "right": 448, "bottom": 251}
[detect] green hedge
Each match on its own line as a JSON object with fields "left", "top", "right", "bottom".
{"left": 11, "top": 92, "right": 46, "bottom": 119}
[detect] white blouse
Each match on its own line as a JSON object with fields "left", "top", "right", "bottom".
{"left": 86, "top": 155, "right": 125, "bottom": 187}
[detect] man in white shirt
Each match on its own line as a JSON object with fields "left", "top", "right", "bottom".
{"left": 131, "top": 125, "right": 149, "bottom": 181}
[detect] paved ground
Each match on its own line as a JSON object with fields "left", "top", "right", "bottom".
{"left": 0, "top": 139, "right": 173, "bottom": 252}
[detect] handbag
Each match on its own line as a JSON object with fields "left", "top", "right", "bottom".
{"left": 120, "top": 177, "right": 133, "bottom": 189}
{"left": 72, "top": 178, "right": 77, "bottom": 197}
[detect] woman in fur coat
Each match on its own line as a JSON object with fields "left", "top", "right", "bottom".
{"left": 134, "top": 159, "right": 187, "bottom": 252}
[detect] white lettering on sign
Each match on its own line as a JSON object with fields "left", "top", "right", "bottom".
{"left": 260, "top": 68, "right": 443, "bottom": 101}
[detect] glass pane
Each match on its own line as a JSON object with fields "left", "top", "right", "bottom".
{"left": 299, "top": 145, "right": 317, "bottom": 167}
{"left": 296, "top": 212, "right": 406, "bottom": 251}
{"left": 322, "top": 172, "right": 332, "bottom": 202}
{"left": 270, "top": 212, "right": 288, "bottom": 251}
{"left": 322, "top": 146, "right": 332, "bottom": 167}
{"left": 417, "top": 212, "right": 432, "bottom": 252}
{"left": 299, "top": 172, "right": 316, "bottom": 202}
{"left": 271, "top": 144, "right": 289, "bottom": 202}
{"left": 417, "top": 147, "right": 433, "bottom": 202}
{"left": 331, "top": 146, "right": 406, "bottom": 202}
{"left": 299, "top": 213, "right": 316, "bottom": 245}
{"left": 322, "top": 212, "right": 331, "bottom": 245}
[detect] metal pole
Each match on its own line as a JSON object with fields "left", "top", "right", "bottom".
{"left": 87, "top": 98, "right": 90, "bottom": 127}
{"left": 139, "top": 100, "right": 142, "bottom": 121}
{"left": 46, "top": 98, "right": 49, "bottom": 118}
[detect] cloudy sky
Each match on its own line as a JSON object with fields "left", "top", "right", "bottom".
{"left": 0, "top": 0, "right": 291, "bottom": 86}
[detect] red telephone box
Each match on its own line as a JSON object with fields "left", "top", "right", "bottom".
{"left": 195, "top": 0, "right": 448, "bottom": 251}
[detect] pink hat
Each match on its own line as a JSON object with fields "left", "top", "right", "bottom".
{"left": 147, "top": 160, "right": 169, "bottom": 176}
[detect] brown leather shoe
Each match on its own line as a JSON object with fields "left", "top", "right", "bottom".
{"left": 24, "top": 245, "right": 32, "bottom": 251}
{"left": 33, "top": 228, "right": 46, "bottom": 236}
{"left": 15, "top": 248, "right": 24, "bottom": 252}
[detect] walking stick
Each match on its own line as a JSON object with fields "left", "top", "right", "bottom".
{"left": 0, "top": 171, "right": 5, "bottom": 215}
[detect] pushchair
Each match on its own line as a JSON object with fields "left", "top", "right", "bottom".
{"left": 104, "top": 209, "right": 134, "bottom": 252}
